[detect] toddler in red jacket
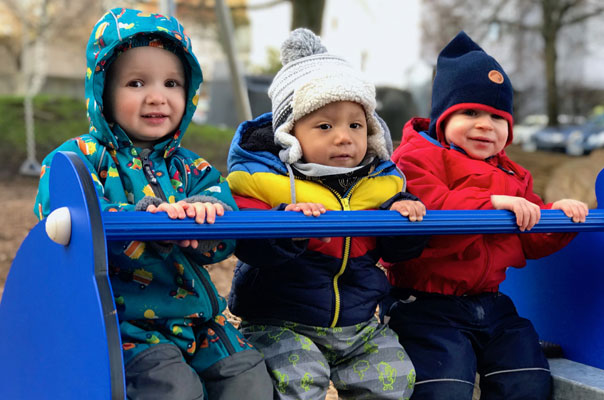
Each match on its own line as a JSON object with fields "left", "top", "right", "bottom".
{"left": 382, "top": 31, "right": 588, "bottom": 400}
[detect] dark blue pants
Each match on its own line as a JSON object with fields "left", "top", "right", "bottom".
{"left": 382, "top": 291, "right": 551, "bottom": 400}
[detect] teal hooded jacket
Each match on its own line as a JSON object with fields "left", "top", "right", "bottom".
{"left": 34, "top": 8, "right": 237, "bottom": 323}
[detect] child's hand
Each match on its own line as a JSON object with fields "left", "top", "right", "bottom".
{"left": 284, "top": 202, "right": 330, "bottom": 242}
{"left": 390, "top": 200, "right": 426, "bottom": 222}
{"left": 147, "top": 201, "right": 224, "bottom": 224}
{"left": 285, "top": 202, "right": 326, "bottom": 217}
{"left": 146, "top": 201, "right": 225, "bottom": 249}
{"left": 491, "top": 195, "right": 540, "bottom": 231}
{"left": 551, "top": 199, "right": 589, "bottom": 223}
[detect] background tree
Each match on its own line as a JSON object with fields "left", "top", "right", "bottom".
{"left": 0, "top": 0, "right": 101, "bottom": 174}
{"left": 291, "top": 0, "right": 325, "bottom": 34}
{"left": 228, "top": 0, "right": 326, "bottom": 36}
{"left": 421, "top": 0, "right": 604, "bottom": 126}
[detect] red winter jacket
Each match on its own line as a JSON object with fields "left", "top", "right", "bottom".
{"left": 385, "top": 118, "right": 576, "bottom": 295}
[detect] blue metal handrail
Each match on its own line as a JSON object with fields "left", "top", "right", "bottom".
{"left": 102, "top": 208, "right": 604, "bottom": 241}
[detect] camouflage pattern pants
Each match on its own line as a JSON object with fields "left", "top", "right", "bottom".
{"left": 240, "top": 317, "right": 415, "bottom": 400}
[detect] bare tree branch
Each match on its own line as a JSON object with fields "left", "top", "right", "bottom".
{"left": 423, "top": 0, "right": 604, "bottom": 127}
{"left": 563, "top": 7, "right": 604, "bottom": 25}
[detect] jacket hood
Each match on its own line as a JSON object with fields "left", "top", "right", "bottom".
{"left": 85, "top": 8, "right": 203, "bottom": 154}
{"left": 228, "top": 112, "right": 398, "bottom": 197}
{"left": 228, "top": 113, "right": 288, "bottom": 175}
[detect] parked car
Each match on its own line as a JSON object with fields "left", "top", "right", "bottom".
{"left": 530, "top": 114, "right": 603, "bottom": 156}
{"left": 514, "top": 114, "right": 586, "bottom": 152}
{"left": 513, "top": 114, "right": 548, "bottom": 146}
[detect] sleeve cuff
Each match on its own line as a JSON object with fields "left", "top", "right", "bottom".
{"left": 183, "top": 195, "right": 233, "bottom": 211}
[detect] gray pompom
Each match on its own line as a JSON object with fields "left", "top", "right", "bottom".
{"left": 280, "top": 28, "right": 327, "bottom": 66}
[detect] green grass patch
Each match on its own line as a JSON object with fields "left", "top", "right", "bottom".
{"left": 0, "top": 95, "right": 89, "bottom": 173}
{"left": 0, "top": 95, "right": 235, "bottom": 176}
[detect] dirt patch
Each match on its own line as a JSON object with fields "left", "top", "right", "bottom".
{"left": 0, "top": 176, "right": 39, "bottom": 299}
{"left": 544, "top": 149, "right": 604, "bottom": 208}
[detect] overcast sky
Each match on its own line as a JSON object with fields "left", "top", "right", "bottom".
{"left": 247, "top": 0, "right": 429, "bottom": 89}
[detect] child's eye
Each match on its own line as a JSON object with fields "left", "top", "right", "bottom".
{"left": 165, "top": 80, "right": 181, "bottom": 88}
{"left": 462, "top": 109, "right": 477, "bottom": 116}
{"left": 127, "top": 80, "right": 143, "bottom": 88}
{"left": 350, "top": 122, "right": 363, "bottom": 129}
{"left": 318, "top": 123, "right": 332, "bottom": 130}
{"left": 492, "top": 114, "right": 504, "bottom": 120}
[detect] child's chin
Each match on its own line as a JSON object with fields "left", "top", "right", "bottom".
{"left": 327, "top": 158, "right": 358, "bottom": 168}
{"left": 467, "top": 152, "right": 491, "bottom": 160}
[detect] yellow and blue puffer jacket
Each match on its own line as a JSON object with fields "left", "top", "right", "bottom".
{"left": 227, "top": 113, "right": 427, "bottom": 327}
{"left": 34, "top": 8, "right": 237, "bottom": 325}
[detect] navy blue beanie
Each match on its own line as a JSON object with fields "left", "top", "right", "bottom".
{"left": 428, "top": 31, "right": 514, "bottom": 145}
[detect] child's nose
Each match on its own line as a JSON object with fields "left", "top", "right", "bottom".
{"left": 145, "top": 89, "right": 166, "bottom": 105}
{"left": 334, "top": 128, "right": 353, "bottom": 144}
{"left": 475, "top": 115, "right": 494, "bottom": 129}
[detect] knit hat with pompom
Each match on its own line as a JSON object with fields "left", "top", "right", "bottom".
{"left": 268, "top": 28, "right": 390, "bottom": 164}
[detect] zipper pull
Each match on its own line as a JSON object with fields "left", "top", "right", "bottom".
{"left": 140, "top": 149, "right": 158, "bottom": 184}
{"left": 143, "top": 164, "right": 157, "bottom": 184}
{"left": 341, "top": 197, "right": 350, "bottom": 211}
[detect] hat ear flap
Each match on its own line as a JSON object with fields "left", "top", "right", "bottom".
{"left": 274, "top": 123, "right": 303, "bottom": 164}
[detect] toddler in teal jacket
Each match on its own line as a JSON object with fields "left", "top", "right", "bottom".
{"left": 34, "top": 8, "right": 271, "bottom": 399}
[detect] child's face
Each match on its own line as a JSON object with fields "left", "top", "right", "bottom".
{"left": 105, "top": 46, "right": 186, "bottom": 148}
{"left": 293, "top": 101, "right": 368, "bottom": 167}
{"left": 443, "top": 108, "right": 508, "bottom": 160}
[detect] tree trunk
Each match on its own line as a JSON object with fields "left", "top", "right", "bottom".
{"left": 542, "top": 0, "right": 559, "bottom": 126}
{"left": 291, "top": 0, "right": 326, "bottom": 34}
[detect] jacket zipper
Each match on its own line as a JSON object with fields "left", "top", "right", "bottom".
{"left": 330, "top": 203, "right": 351, "bottom": 327}
{"left": 208, "top": 319, "right": 236, "bottom": 355}
{"left": 327, "top": 184, "right": 357, "bottom": 328}
{"left": 140, "top": 149, "right": 168, "bottom": 202}
{"left": 140, "top": 150, "right": 219, "bottom": 313}
{"left": 474, "top": 165, "right": 508, "bottom": 292}
{"left": 193, "top": 265, "right": 219, "bottom": 317}
{"left": 326, "top": 168, "right": 385, "bottom": 327}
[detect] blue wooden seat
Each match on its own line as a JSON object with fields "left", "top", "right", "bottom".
{"left": 0, "top": 151, "right": 602, "bottom": 399}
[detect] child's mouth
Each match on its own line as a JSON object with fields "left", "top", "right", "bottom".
{"left": 142, "top": 114, "right": 168, "bottom": 123}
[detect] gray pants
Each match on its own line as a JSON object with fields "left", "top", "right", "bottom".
{"left": 124, "top": 343, "right": 273, "bottom": 400}
{"left": 241, "top": 318, "right": 416, "bottom": 400}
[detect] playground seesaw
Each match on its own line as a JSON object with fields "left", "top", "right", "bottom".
{"left": 0, "top": 151, "right": 603, "bottom": 399}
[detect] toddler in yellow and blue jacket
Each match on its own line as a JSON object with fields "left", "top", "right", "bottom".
{"left": 227, "top": 28, "right": 429, "bottom": 400}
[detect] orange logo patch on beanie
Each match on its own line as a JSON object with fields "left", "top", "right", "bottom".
{"left": 488, "top": 70, "right": 504, "bottom": 84}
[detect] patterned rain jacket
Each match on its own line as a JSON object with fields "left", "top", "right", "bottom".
{"left": 226, "top": 113, "right": 427, "bottom": 327}
{"left": 34, "top": 9, "right": 237, "bottom": 336}
{"left": 385, "top": 118, "right": 577, "bottom": 296}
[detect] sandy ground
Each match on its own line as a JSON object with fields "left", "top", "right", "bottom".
{"left": 0, "top": 176, "right": 39, "bottom": 300}
{"left": 1, "top": 146, "right": 601, "bottom": 399}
